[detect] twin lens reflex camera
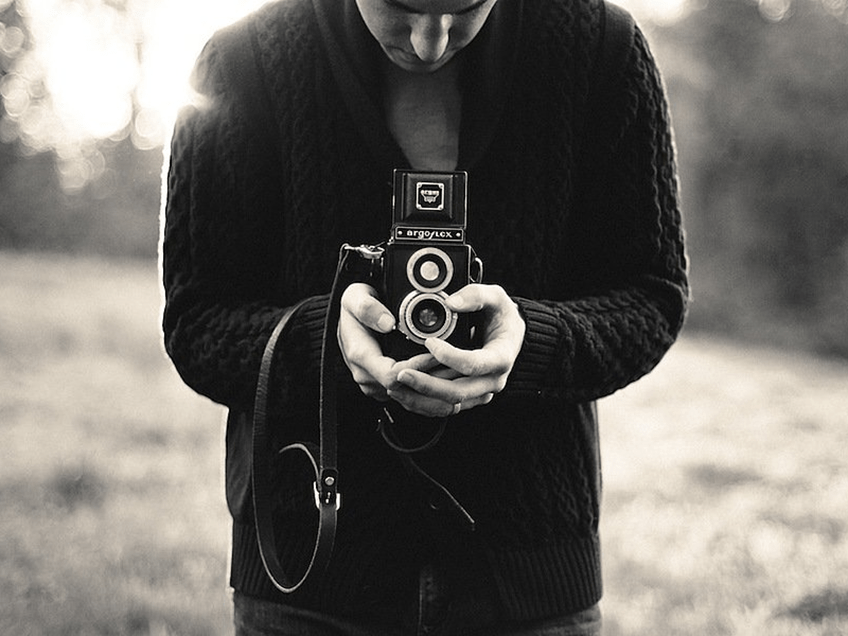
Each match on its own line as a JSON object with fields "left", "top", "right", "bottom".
{"left": 355, "top": 169, "right": 482, "bottom": 360}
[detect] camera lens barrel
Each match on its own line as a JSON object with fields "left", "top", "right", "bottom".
{"left": 398, "top": 291, "right": 457, "bottom": 344}
{"left": 396, "top": 247, "right": 458, "bottom": 343}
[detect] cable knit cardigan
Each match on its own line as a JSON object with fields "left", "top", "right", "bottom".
{"left": 161, "top": 0, "right": 688, "bottom": 623}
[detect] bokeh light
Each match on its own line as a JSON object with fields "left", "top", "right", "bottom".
{"left": 1, "top": 0, "right": 267, "bottom": 190}
{"left": 758, "top": 0, "right": 796, "bottom": 21}
{"left": 620, "top": 0, "right": 692, "bottom": 25}
{"left": 9, "top": 0, "right": 844, "bottom": 192}
{"left": 133, "top": 0, "right": 268, "bottom": 147}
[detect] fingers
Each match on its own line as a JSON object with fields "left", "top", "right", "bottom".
{"left": 391, "top": 352, "right": 443, "bottom": 376}
{"left": 446, "top": 284, "right": 525, "bottom": 365}
{"left": 348, "top": 356, "right": 396, "bottom": 401}
{"left": 424, "top": 337, "right": 514, "bottom": 380}
{"left": 338, "top": 284, "right": 398, "bottom": 399}
{"left": 341, "top": 283, "right": 395, "bottom": 333}
{"left": 387, "top": 383, "right": 494, "bottom": 418}
{"left": 395, "top": 366, "right": 502, "bottom": 406}
{"left": 445, "top": 283, "right": 509, "bottom": 314}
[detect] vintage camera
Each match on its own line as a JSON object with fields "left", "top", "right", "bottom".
{"left": 380, "top": 169, "right": 482, "bottom": 360}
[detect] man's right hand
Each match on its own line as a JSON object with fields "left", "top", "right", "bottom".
{"left": 338, "top": 283, "right": 442, "bottom": 402}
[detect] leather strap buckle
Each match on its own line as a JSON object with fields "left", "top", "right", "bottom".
{"left": 314, "top": 470, "right": 341, "bottom": 511}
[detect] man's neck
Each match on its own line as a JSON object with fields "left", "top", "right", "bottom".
{"left": 382, "top": 58, "right": 462, "bottom": 171}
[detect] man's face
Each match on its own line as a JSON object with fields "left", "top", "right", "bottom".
{"left": 354, "top": 0, "right": 498, "bottom": 73}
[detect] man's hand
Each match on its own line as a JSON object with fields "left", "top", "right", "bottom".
{"left": 389, "top": 284, "right": 526, "bottom": 417}
{"left": 337, "top": 283, "right": 399, "bottom": 402}
{"left": 338, "top": 282, "right": 525, "bottom": 418}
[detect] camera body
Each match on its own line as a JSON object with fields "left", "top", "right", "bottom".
{"left": 381, "top": 169, "right": 481, "bottom": 360}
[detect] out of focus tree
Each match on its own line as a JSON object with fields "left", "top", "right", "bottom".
{"left": 0, "top": 0, "right": 265, "bottom": 255}
{"left": 0, "top": 0, "right": 160, "bottom": 255}
{"left": 1, "top": 0, "right": 26, "bottom": 182}
{"left": 655, "top": 0, "right": 848, "bottom": 356}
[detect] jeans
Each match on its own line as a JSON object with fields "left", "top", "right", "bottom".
{"left": 233, "top": 563, "right": 602, "bottom": 636}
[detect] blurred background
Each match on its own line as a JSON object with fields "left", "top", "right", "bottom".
{"left": 2, "top": 0, "right": 848, "bottom": 635}
{"left": 1, "top": 0, "right": 847, "bottom": 356}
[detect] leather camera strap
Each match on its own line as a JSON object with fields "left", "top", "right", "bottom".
{"left": 251, "top": 247, "right": 351, "bottom": 594}
{"left": 252, "top": 243, "right": 484, "bottom": 593}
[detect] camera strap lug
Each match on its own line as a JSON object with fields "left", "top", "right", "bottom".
{"left": 342, "top": 242, "right": 384, "bottom": 261}
{"left": 341, "top": 243, "right": 385, "bottom": 284}
{"left": 471, "top": 251, "right": 483, "bottom": 284}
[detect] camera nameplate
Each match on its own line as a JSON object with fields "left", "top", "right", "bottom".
{"left": 393, "top": 227, "right": 465, "bottom": 243}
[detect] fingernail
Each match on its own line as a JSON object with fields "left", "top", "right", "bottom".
{"left": 377, "top": 314, "right": 395, "bottom": 332}
{"left": 448, "top": 295, "right": 464, "bottom": 309}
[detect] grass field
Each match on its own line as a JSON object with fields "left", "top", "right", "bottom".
{"left": 2, "top": 252, "right": 847, "bottom": 635}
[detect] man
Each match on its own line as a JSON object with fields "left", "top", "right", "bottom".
{"left": 161, "top": 0, "right": 688, "bottom": 633}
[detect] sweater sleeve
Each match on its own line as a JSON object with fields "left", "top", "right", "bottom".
{"left": 160, "top": 33, "right": 327, "bottom": 410}
{"left": 506, "top": 25, "right": 689, "bottom": 403}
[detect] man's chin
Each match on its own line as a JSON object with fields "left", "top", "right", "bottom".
{"left": 384, "top": 49, "right": 454, "bottom": 74}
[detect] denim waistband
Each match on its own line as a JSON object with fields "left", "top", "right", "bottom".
{"left": 233, "top": 561, "right": 602, "bottom": 636}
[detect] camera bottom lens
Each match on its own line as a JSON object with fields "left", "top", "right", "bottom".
{"left": 398, "top": 291, "right": 457, "bottom": 344}
{"left": 412, "top": 298, "right": 446, "bottom": 332}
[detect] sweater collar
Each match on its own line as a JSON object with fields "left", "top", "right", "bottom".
{"left": 312, "top": 0, "right": 402, "bottom": 167}
{"left": 456, "top": 0, "right": 522, "bottom": 168}
{"left": 311, "top": 0, "right": 522, "bottom": 171}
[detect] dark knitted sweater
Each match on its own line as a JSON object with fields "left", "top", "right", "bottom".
{"left": 161, "top": 0, "right": 688, "bottom": 623}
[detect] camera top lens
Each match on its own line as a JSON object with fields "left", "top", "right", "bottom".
{"left": 418, "top": 261, "right": 442, "bottom": 284}
{"left": 407, "top": 247, "right": 453, "bottom": 293}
